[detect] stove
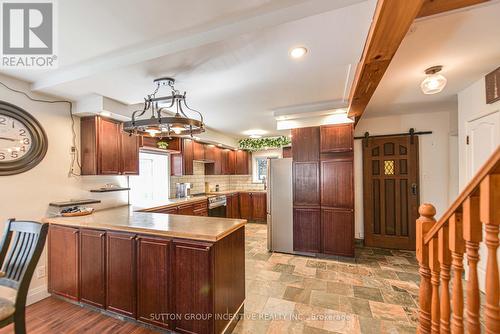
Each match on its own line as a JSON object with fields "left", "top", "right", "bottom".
{"left": 208, "top": 195, "right": 227, "bottom": 217}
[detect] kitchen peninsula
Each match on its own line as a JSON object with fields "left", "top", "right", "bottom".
{"left": 44, "top": 206, "right": 246, "bottom": 334}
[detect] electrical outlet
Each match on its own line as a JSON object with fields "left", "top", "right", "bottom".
{"left": 36, "top": 266, "right": 46, "bottom": 279}
{"left": 70, "top": 146, "right": 76, "bottom": 153}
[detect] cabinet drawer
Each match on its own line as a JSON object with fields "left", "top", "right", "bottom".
{"left": 193, "top": 201, "right": 208, "bottom": 211}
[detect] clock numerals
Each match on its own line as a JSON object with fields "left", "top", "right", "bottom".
{"left": 19, "top": 129, "right": 26, "bottom": 136}
{"left": 22, "top": 138, "right": 30, "bottom": 145}
{"left": 0, "top": 117, "right": 6, "bottom": 126}
{"left": 11, "top": 151, "right": 18, "bottom": 159}
{"left": 0, "top": 152, "right": 4, "bottom": 160}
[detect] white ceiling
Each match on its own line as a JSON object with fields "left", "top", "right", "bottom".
{"left": 365, "top": 1, "right": 500, "bottom": 117}
{"left": 1, "top": 0, "right": 376, "bottom": 138}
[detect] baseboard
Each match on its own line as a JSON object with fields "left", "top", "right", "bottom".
{"left": 27, "top": 284, "right": 50, "bottom": 305}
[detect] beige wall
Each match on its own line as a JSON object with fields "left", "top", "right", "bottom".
{"left": 0, "top": 74, "right": 128, "bottom": 304}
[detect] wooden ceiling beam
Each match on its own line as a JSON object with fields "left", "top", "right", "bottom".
{"left": 347, "top": 0, "right": 425, "bottom": 119}
{"left": 417, "top": 0, "right": 490, "bottom": 18}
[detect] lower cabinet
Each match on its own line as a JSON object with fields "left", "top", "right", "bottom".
{"left": 137, "top": 236, "right": 171, "bottom": 329}
{"left": 106, "top": 232, "right": 136, "bottom": 318}
{"left": 239, "top": 193, "right": 252, "bottom": 220}
{"left": 80, "top": 229, "right": 106, "bottom": 308}
{"left": 322, "top": 208, "right": 354, "bottom": 257}
{"left": 178, "top": 203, "right": 195, "bottom": 215}
{"left": 239, "top": 192, "right": 267, "bottom": 222}
{"left": 173, "top": 240, "right": 213, "bottom": 334}
{"left": 293, "top": 207, "right": 321, "bottom": 253}
{"left": 48, "top": 225, "right": 79, "bottom": 300}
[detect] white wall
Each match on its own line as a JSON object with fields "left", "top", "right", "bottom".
{"left": 353, "top": 109, "right": 457, "bottom": 239}
{"left": 0, "top": 74, "right": 128, "bottom": 304}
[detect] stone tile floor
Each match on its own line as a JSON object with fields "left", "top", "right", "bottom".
{"left": 233, "top": 223, "right": 419, "bottom": 334}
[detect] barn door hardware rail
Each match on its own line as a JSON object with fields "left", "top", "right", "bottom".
{"left": 354, "top": 128, "right": 432, "bottom": 147}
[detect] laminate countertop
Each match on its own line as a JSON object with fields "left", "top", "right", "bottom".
{"left": 43, "top": 206, "right": 246, "bottom": 242}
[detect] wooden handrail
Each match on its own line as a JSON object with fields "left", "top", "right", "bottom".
{"left": 424, "top": 146, "right": 500, "bottom": 244}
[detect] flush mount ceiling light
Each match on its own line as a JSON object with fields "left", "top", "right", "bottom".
{"left": 243, "top": 129, "right": 266, "bottom": 138}
{"left": 290, "top": 46, "right": 307, "bottom": 59}
{"left": 123, "top": 77, "right": 205, "bottom": 137}
{"left": 420, "top": 65, "right": 447, "bottom": 95}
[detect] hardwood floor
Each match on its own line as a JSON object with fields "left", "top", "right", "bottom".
{"left": 0, "top": 297, "right": 158, "bottom": 334}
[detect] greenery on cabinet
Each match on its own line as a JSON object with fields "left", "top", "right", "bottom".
{"left": 156, "top": 140, "right": 169, "bottom": 149}
{"left": 238, "top": 136, "right": 291, "bottom": 151}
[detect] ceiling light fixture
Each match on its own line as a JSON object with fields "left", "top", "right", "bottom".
{"left": 420, "top": 65, "right": 447, "bottom": 95}
{"left": 249, "top": 134, "right": 262, "bottom": 139}
{"left": 123, "top": 77, "right": 205, "bottom": 137}
{"left": 290, "top": 46, "right": 307, "bottom": 59}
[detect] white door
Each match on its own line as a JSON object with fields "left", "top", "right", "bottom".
{"left": 466, "top": 110, "right": 500, "bottom": 180}
{"left": 465, "top": 110, "right": 500, "bottom": 292}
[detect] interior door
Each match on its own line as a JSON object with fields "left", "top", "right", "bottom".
{"left": 363, "top": 135, "right": 419, "bottom": 250}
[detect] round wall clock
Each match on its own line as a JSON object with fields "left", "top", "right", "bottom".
{"left": 0, "top": 101, "right": 48, "bottom": 175}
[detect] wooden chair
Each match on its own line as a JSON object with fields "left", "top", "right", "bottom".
{"left": 0, "top": 219, "right": 48, "bottom": 334}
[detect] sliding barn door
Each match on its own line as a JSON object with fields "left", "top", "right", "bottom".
{"left": 363, "top": 135, "right": 419, "bottom": 250}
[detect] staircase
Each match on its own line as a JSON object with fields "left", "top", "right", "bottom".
{"left": 416, "top": 146, "right": 500, "bottom": 334}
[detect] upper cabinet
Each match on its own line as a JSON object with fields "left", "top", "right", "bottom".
{"left": 193, "top": 141, "right": 205, "bottom": 161}
{"left": 291, "top": 127, "right": 320, "bottom": 162}
{"left": 320, "top": 124, "right": 353, "bottom": 153}
{"left": 235, "top": 150, "right": 251, "bottom": 175}
{"left": 81, "top": 116, "right": 139, "bottom": 175}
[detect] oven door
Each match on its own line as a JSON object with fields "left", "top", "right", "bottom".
{"left": 208, "top": 205, "right": 226, "bottom": 218}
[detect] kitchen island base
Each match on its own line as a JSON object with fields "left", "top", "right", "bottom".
{"left": 47, "top": 222, "right": 245, "bottom": 334}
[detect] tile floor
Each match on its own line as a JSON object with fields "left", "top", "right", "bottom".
{"left": 233, "top": 223, "right": 419, "bottom": 334}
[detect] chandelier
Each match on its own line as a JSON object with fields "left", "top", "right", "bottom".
{"left": 123, "top": 77, "right": 205, "bottom": 137}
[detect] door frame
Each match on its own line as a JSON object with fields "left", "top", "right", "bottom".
{"left": 362, "top": 135, "right": 420, "bottom": 250}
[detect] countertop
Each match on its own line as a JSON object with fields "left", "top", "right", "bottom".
{"left": 43, "top": 206, "right": 246, "bottom": 242}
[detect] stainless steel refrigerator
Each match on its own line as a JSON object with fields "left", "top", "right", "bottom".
{"left": 267, "top": 157, "right": 294, "bottom": 254}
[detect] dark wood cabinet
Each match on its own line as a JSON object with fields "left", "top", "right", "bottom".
{"left": 227, "top": 193, "right": 239, "bottom": 218}
{"left": 293, "top": 208, "right": 321, "bottom": 253}
{"left": 178, "top": 203, "right": 195, "bottom": 216}
{"left": 228, "top": 150, "right": 236, "bottom": 175}
{"left": 252, "top": 192, "right": 267, "bottom": 222}
{"left": 193, "top": 201, "right": 208, "bottom": 217}
{"left": 106, "top": 232, "right": 136, "bottom": 318}
{"left": 137, "top": 236, "right": 171, "bottom": 329}
{"left": 146, "top": 200, "right": 208, "bottom": 217}
{"left": 235, "top": 150, "right": 251, "bottom": 175}
{"left": 291, "top": 127, "right": 320, "bottom": 162}
{"left": 48, "top": 225, "right": 79, "bottom": 301}
{"left": 80, "top": 229, "right": 106, "bottom": 308}
{"left": 171, "top": 138, "right": 194, "bottom": 176}
{"left": 320, "top": 124, "right": 353, "bottom": 153}
{"left": 293, "top": 162, "right": 320, "bottom": 206}
{"left": 173, "top": 240, "right": 213, "bottom": 334}
{"left": 205, "top": 146, "right": 223, "bottom": 175}
{"left": 321, "top": 158, "right": 354, "bottom": 209}
{"left": 193, "top": 141, "right": 205, "bottom": 161}
{"left": 322, "top": 208, "right": 354, "bottom": 256}
{"left": 282, "top": 146, "right": 292, "bottom": 158}
{"left": 81, "top": 116, "right": 139, "bottom": 175}
{"left": 239, "top": 192, "right": 252, "bottom": 220}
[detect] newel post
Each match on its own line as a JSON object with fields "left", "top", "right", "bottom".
{"left": 416, "top": 203, "right": 436, "bottom": 334}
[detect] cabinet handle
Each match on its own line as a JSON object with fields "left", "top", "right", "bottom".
{"left": 99, "top": 233, "right": 105, "bottom": 237}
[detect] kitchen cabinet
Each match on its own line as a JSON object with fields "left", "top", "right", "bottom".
{"left": 282, "top": 146, "right": 292, "bottom": 158}
{"left": 226, "top": 193, "right": 239, "bottom": 218}
{"left": 145, "top": 200, "right": 208, "bottom": 217}
{"left": 320, "top": 124, "right": 353, "bottom": 153}
{"left": 81, "top": 116, "right": 139, "bottom": 175}
{"left": 106, "top": 232, "right": 136, "bottom": 318}
{"left": 178, "top": 203, "right": 195, "bottom": 215}
{"left": 80, "top": 229, "right": 106, "bottom": 308}
{"left": 228, "top": 150, "right": 236, "bottom": 174}
{"left": 293, "top": 207, "right": 321, "bottom": 253}
{"left": 293, "top": 162, "right": 320, "bottom": 206}
{"left": 193, "top": 141, "right": 205, "bottom": 161}
{"left": 137, "top": 236, "right": 172, "bottom": 329}
{"left": 291, "top": 127, "right": 320, "bottom": 162}
{"left": 238, "top": 192, "right": 267, "bottom": 222}
{"left": 171, "top": 138, "right": 194, "bottom": 176}
{"left": 193, "top": 201, "right": 208, "bottom": 216}
{"left": 141, "top": 137, "right": 181, "bottom": 152}
{"left": 205, "top": 146, "right": 223, "bottom": 175}
{"left": 221, "top": 149, "right": 230, "bottom": 175}
{"left": 48, "top": 225, "right": 79, "bottom": 301}
{"left": 235, "top": 150, "right": 251, "bottom": 175}
{"left": 321, "top": 158, "right": 353, "bottom": 209}
{"left": 173, "top": 240, "right": 213, "bottom": 334}
{"left": 322, "top": 208, "right": 354, "bottom": 257}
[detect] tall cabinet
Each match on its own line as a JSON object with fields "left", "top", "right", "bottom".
{"left": 292, "top": 124, "right": 354, "bottom": 257}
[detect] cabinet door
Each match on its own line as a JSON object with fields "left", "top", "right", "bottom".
{"left": 228, "top": 150, "right": 236, "bottom": 174}
{"left": 320, "top": 124, "right": 353, "bottom": 153}
{"left": 48, "top": 225, "right": 79, "bottom": 300}
{"left": 214, "top": 147, "right": 222, "bottom": 175}
{"left": 80, "top": 229, "right": 106, "bottom": 308}
{"left": 282, "top": 146, "right": 292, "bottom": 158}
{"left": 291, "top": 127, "right": 320, "bottom": 162}
{"left": 232, "top": 194, "right": 240, "bottom": 218}
{"left": 137, "top": 236, "right": 172, "bottom": 329}
{"left": 236, "top": 150, "right": 250, "bottom": 175}
{"left": 98, "top": 117, "right": 121, "bottom": 174}
{"left": 183, "top": 139, "right": 194, "bottom": 175}
{"left": 221, "top": 149, "right": 229, "bottom": 175}
{"left": 173, "top": 240, "right": 213, "bottom": 334}
{"left": 239, "top": 192, "right": 252, "bottom": 220}
{"left": 321, "top": 158, "right": 353, "bottom": 209}
{"left": 293, "top": 162, "right": 320, "bottom": 206}
{"left": 178, "top": 204, "right": 194, "bottom": 215}
{"left": 121, "top": 130, "right": 139, "bottom": 175}
{"left": 193, "top": 141, "right": 205, "bottom": 161}
{"left": 106, "top": 232, "right": 136, "bottom": 318}
{"left": 226, "top": 195, "right": 233, "bottom": 218}
{"left": 252, "top": 193, "right": 267, "bottom": 222}
{"left": 171, "top": 153, "right": 183, "bottom": 176}
{"left": 293, "top": 208, "right": 321, "bottom": 253}
{"left": 322, "top": 208, "right": 354, "bottom": 256}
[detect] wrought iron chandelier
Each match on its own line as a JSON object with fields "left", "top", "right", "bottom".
{"left": 123, "top": 77, "right": 205, "bottom": 137}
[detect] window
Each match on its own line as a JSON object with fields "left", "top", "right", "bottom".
{"left": 129, "top": 152, "right": 169, "bottom": 206}
{"left": 256, "top": 157, "right": 268, "bottom": 182}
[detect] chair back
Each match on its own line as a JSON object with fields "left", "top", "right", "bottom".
{"left": 0, "top": 219, "right": 48, "bottom": 307}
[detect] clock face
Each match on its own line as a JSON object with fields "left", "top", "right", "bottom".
{"left": 0, "top": 115, "right": 33, "bottom": 162}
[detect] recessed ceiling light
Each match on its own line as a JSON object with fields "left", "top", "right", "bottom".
{"left": 290, "top": 47, "right": 307, "bottom": 59}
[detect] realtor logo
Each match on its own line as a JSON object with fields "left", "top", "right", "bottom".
{"left": 1, "top": 0, "right": 57, "bottom": 68}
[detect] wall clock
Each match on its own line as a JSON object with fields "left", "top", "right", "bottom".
{"left": 0, "top": 101, "right": 48, "bottom": 175}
